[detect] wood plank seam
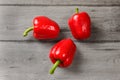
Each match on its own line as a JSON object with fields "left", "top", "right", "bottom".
{"left": 0, "top": 40, "right": 120, "bottom": 43}
{"left": 0, "top": 4, "right": 120, "bottom": 6}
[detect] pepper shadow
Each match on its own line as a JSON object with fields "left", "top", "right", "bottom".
{"left": 63, "top": 49, "right": 84, "bottom": 74}
{"left": 88, "top": 22, "right": 103, "bottom": 42}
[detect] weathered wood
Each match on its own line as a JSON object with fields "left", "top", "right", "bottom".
{"left": 0, "top": 1, "right": 120, "bottom": 80}
{"left": 0, "top": 42, "right": 120, "bottom": 80}
{"left": 0, "top": 0, "right": 120, "bottom": 6}
{"left": 0, "top": 31, "right": 120, "bottom": 42}
{"left": 0, "top": 6, "right": 120, "bottom": 41}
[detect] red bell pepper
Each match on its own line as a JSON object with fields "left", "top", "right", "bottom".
{"left": 49, "top": 38, "right": 76, "bottom": 74}
{"left": 68, "top": 8, "right": 91, "bottom": 40}
{"left": 23, "top": 16, "right": 60, "bottom": 40}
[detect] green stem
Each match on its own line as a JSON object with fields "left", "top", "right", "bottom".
{"left": 75, "top": 8, "right": 79, "bottom": 13}
{"left": 23, "top": 27, "right": 33, "bottom": 37}
{"left": 49, "top": 60, "right": 61, "bottom": 74}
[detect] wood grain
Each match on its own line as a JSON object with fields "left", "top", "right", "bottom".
{"left": 0, "top": 42, "right": 120, "bottom": 80}
{"left": 0, "top": 0, "right": 120, "bottom": 80}
{"left": 0, "top": 0, "right": 120, "bottom": 6}
{"left": 0, "top": 6, "right": 120, "bottom": 41}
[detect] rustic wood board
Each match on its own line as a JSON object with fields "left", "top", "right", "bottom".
{"left": 0, "top": 42, "right": 120, "bottom": 80}
{"left": 0, "top": 0, "right": 120, "bottom": 6}
{"left": 0, "top": 6, "right": 120, "bottom": 42}
{"left": 0, "top": 0, "right": 120, "bottom": 80}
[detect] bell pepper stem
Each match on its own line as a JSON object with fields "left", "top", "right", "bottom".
{"left": 75, "top": 8, "right": 79, "bottom": 13}
{"left": 49, "top": 60, "right": 61, "bottom": 74}
{"left": 23, "top": 27, "right": 33, "bottom": 37}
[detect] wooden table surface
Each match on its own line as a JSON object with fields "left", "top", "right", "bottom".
{"left": 0, "top": 0, "right": 120, "bottom": 80}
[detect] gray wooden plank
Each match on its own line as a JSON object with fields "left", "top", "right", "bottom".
{"left": 0, "top": 0, "right": 120, "bottom": 6}
{"left": 0, "top": 6, "right": 120, "bottom": 41}
{"left": 0, "top": 42, "right": 120, "bottom": 80}
{"left": 0, "top": 30, "right": 120, "bottom": 42}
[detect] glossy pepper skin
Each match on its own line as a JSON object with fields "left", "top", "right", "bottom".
{"left": 49, "top": 38, "right": 76, "bottom": 74}
{"left": 68, "top": 8, "right": 91, "bottom": 40}
{"left": 23, "top": 16, "right": 60, "bottom": 40}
